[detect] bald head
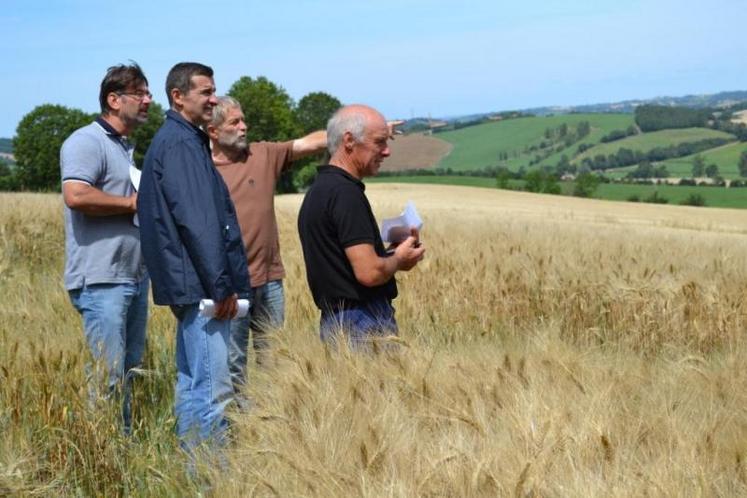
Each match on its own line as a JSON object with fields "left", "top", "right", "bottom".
{"left": 327, "top": 104, "right": 391, "bottom": 178}
{"left": 326, "top": 104, "right": 386, "bottom": 155}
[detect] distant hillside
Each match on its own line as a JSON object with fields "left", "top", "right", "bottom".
{"left": 523, "top": 91, "right": 747, "bottom": 116}
{"left": 401, "top": 90, "right": 747, "bottom": 128}
{"left": 0, "top": 138, "right": 12, "bottom": 154}
{"left": 434, "top": 113, "right": 634, "bottom": 172}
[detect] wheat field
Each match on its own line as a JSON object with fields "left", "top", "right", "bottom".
{"left": 2, "top": 185, "right": 747, "bottom": 497}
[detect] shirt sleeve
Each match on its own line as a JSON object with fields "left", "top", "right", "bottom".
{"left": 261, "top": 141, "right": 294, "bottom": 178}
{"left": 60, "top": 131, "right": 102, "bottom": 185}
{"left": 159, "top": 140, "right": 234, "bottom": 301}
{"left": 331, "top": 185, "right": 377, "bottom": 249}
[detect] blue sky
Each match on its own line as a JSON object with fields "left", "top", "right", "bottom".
{"left": 1, "top": 0, "right": 745, "bottom": 137}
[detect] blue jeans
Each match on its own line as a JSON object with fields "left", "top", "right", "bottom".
{"left": 172, "top": 304, "right": 234, "bottom": 450}
{"left": 320, "top": 298, "right": 398, "bottom": 348}
{"left": 228, "top": 280, "right": 284, "bottom": 388}
{"left": 68, "top": 277, "right": 149, "bottom": 433}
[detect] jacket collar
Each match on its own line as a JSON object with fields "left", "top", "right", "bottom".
{"left": 165, "top": 109, "right": 210, "bottom": 144}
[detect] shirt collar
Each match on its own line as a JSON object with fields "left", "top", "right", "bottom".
{"left": 317, "top": 165, "right": 365, "bottom": 191}
{"left": 95, "top": 116, "right": 122, "bottom": 137}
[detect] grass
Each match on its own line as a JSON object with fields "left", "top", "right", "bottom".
{"left": 3, "top": 187, "right": 747, "bottom": 496}
{"left": 368, "top": 175, "right": 502, "bottom": 189}
{"left": 434, "top": 113, "right": 634, "bottom": 172}
{"left": 573, "top": 127, "right": 735, "bottom": 164}
{"left": 653, "top": 141, "right": 747, "bottom": 179}
{"left": 590, "top": 183, "right": 747, "bottom": 208}
{"left": 369, "top": 175, "right": 747, "bottom": 209}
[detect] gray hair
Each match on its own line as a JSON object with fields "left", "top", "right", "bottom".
{"left": 326, "top": 108, "right": 367, "bottom": 155}
{"left": 211, "top": 96, "right": 242, "bottom": 128}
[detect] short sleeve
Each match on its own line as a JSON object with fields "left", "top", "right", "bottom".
{"left": 60, "top": 131, "right": 103, "bottom": 185}
{"left": 260, "top": 141, "right": 294, "bottom": 178}
{"left": 331, "top": 185, "right": 377, "bottom": 249}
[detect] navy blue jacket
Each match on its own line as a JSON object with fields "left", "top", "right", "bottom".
{"left": 137, "top": 110, "right": 250, "bottom": 305}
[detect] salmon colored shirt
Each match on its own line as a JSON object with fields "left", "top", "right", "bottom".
{"left": 214, "top": 141, "right": 293, "bottom": 288}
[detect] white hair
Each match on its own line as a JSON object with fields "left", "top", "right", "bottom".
{"left": 211, "top": 95, "right": 242, "bottom": 128}
{"left": 326, "top": 108, "right": 368, "bottom": 155}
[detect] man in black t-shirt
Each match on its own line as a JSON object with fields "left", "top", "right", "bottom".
{"left": 298, "top": 104, "right": 425, "bottom": 346}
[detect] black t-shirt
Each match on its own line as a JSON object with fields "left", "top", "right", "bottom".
{"left": 298, "top": 166, "right": 397, "bottom": 311}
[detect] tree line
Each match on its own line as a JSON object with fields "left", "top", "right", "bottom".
{"left": 1, "top": 76, "right": 341, "bottom": 192}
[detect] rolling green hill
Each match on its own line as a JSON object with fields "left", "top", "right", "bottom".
{"left": 654, "top": 142, "right": 747, "bottom": 179}
{"left": 573, "top": 128, "right": 735, "bottom": 164}
{"left": 434, "top": 113, "right": 634, "bottom": 172}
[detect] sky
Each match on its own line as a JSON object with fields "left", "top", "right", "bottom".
{"left": 1, "top": 0, "right": 745, "bottom": 137}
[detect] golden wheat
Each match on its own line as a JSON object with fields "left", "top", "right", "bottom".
{"left": 2, "top": 186, "right": 747, "bottom": 496}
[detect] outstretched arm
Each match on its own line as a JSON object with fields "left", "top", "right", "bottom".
{"left": 291, "top": 130, "right": 327, "bottom": 161}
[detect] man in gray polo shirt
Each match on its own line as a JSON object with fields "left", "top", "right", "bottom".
{"left": 60, "top": 62, "right": 153, "bottom": 434}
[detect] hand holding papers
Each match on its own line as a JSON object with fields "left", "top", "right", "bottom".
{"left": 381, "top": 201, "right": 423, "bottom": 244}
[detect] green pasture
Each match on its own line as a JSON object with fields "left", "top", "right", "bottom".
{"left": 369, "top": 176, "right": 747, "bottom": 209}
{"left": 593, "top": 183, "right": 746, "bottom": 208}
{"left": 368, "top": 175, "right": 503, "bottom": 189}
{"left": 574, "top": 128, "right": 735, "bottom": 164}
{"left": 605, "top": 141, "right": 747, "bottom": 179}
{"left": 656, "top": 142, "right": 747, "bottom": 179}
{"left": 434, "top": 113, "right": 634, "bottom": 172}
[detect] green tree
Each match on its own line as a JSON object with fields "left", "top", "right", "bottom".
{"left": 130, "top": 102, "right": 165, "bottom": 168}
{"left": 295, "top": 92, "right": 342, "bottom": 134}
{"left": 14, "top": 104, "right": 93, "bottom": 191}
{"left": 705, "top": 163, "right": 719, "bottom": 178}
{"left": 524, "top": 169, "right": 560, "bottom": 194}
{"left": 577, "top": 121, "right": 591, "bottom": 138}
{"left": 292, "top": 92, "right": 342, "bottom": 190}
{"left": 496, "top": 167, "right": 511, "bottom": 189}
{"left": 691, "top": 154, "right": 705, "bottom": 177}
{"left": 227, "top": 76, "right": 300, "bottom": 143}
{"left": 573, "top": 171, "right": 600, "bottom": 198}
{"left": 739, "top": 150, "right": 747, "bottom": 177}
{"left": 0, "top": 157, "right": 10, "bottom": 177}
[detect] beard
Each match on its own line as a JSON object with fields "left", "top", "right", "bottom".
{"left": 218, "top": 131, "right": 248, "bottom": 151}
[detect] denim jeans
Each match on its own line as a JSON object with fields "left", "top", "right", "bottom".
{"left": 172, "top": 303, "right": 234, "bottom": 450}
{"left": 320, "top": 298, "right": 398, "bottom": 349}
{"left": 68, "top": 277, "right": 149, "bottom": 433}
{"left": 228, "top": 280, "right": 284, "bottom": 388}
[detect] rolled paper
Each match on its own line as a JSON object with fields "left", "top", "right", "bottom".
{"left": 199, "top": 299, "right": 250, "bottom": 318}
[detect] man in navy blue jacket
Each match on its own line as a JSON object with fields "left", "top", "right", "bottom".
{"left": 138, "top": 62, "right": 250, "bottom": 450}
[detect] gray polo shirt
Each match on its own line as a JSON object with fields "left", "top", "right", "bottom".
{"left": 60, "top": 119, "right": 146, "bottom": 290}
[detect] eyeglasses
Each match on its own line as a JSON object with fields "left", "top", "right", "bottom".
{"left": 118, "top": 91, "right": 153, "bottom": 102}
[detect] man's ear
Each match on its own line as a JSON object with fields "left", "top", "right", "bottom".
{"left": 342, "top": 131, "right": 356, "bottom": 151}
{"left": 106, "top": 92, "right": 121, "bottom": 112}
{"left": 206, "top": 124, "right": 217, "bottom": 140}
{"left": 170, "top": 88, "right": 182, "bottom": 109}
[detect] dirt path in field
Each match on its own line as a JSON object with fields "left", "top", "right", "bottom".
{"left": 380, "top": 133, "right": 452, "bottom": 171}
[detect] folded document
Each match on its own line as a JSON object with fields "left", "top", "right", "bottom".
{"left": 380, "top": 201, "right": 423, "bottom": 244}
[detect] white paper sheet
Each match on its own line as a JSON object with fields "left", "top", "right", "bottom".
{"left": 129, "top": 165, "right": 141, "bottom": 191}
{"left": 380, "top": 201, "right": 423, "bottom": 244}
{"left": 130, "top": 165, "right": 141, "bottom": 227}
{"left": 199, "top": 299, "right": 251, "bottom": 318}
